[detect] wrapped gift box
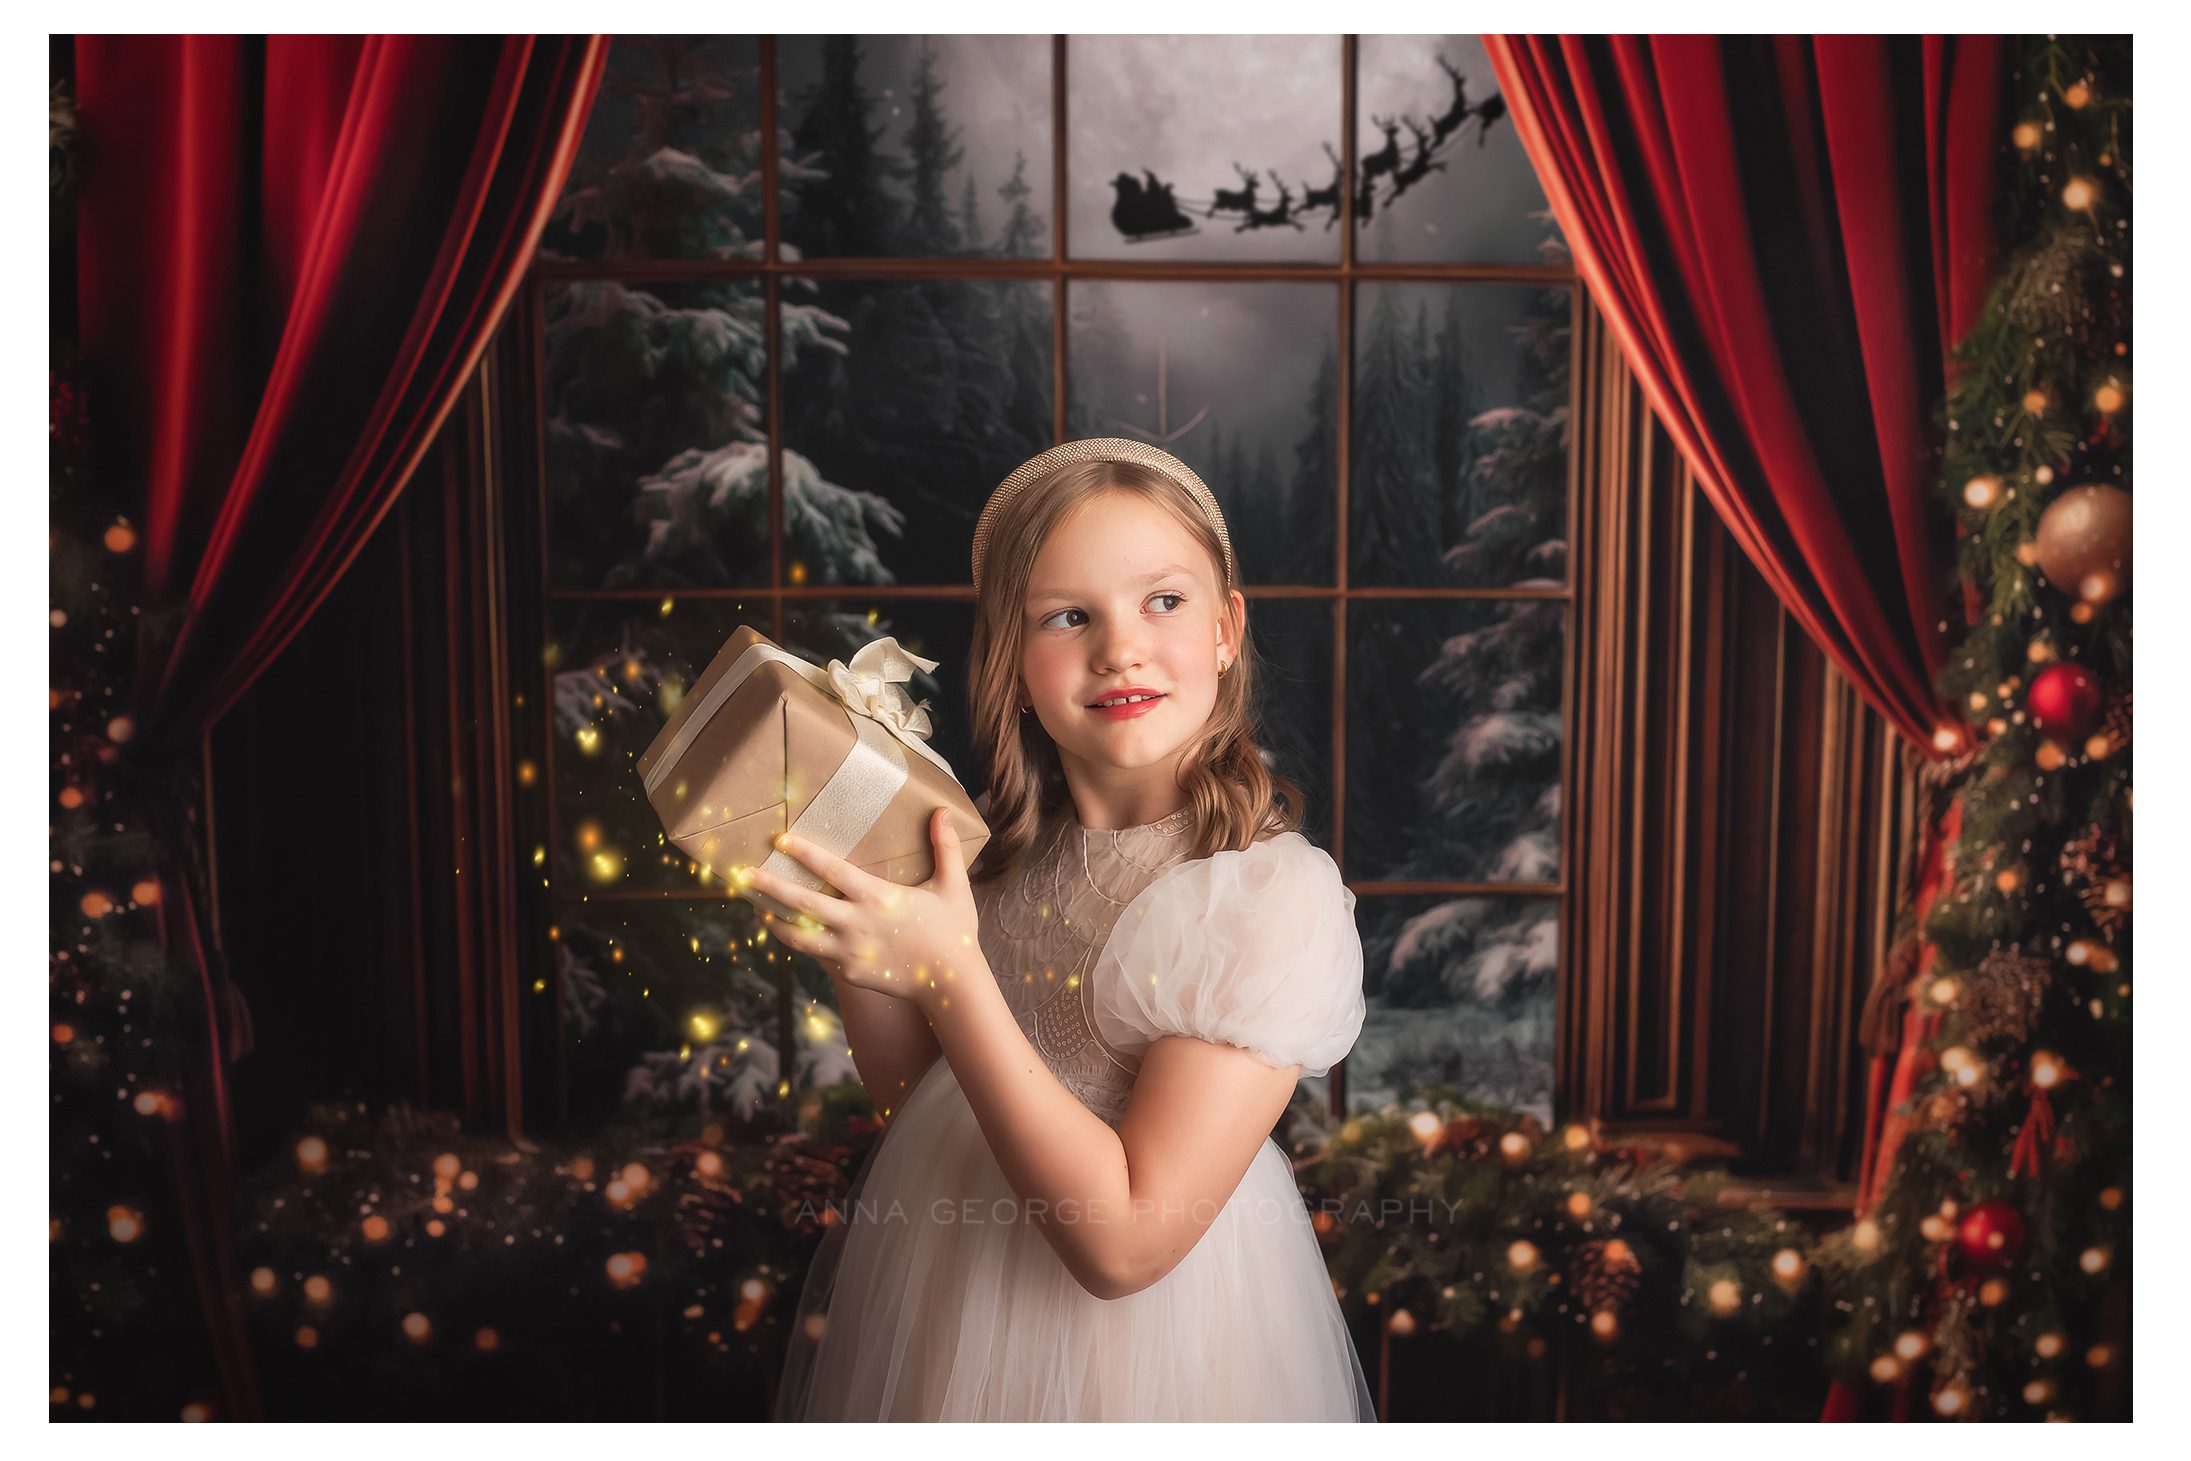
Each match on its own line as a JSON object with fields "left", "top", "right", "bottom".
{"left": 634, "top": 624, "right": 990, "bottom": 921}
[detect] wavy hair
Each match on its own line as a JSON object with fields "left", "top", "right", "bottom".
{"left": 963, "top": 459, "right": 1305, "bottom": 887}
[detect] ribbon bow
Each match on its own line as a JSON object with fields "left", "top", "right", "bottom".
{"left": 823, "top": 636, "right": 940, "bottom": 747}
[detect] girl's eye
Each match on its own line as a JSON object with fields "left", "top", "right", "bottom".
{"left": 1038, "top": 592, "right": 1187, "bottom": 631}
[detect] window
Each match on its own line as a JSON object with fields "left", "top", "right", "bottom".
{"left": 519, "top": 35, "right": 1573, "bottom": 1131}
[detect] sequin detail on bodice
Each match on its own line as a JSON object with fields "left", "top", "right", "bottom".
{"left": 972, "top": 805, "right": 1196, "bottom": 1126}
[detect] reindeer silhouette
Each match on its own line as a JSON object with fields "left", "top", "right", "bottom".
{"left": 1388, "top": 117, "right": 1447, "bottom": 199}
{"left": 1355, "top": 116, "right": 1404, "bottom": 222}
{"left": 1299, "top": 143, "right": 1346, "bottom": 229}
{"left": 1473, "top": 93, "right": 1507, "bottom": 145}
{"left": 1429, "top": 54, "right": 1472, "bottom": 148}
{"left": 1361, "top": 115, "right": 1403, "bottom": 185}
{"left": 1206, "top": 162, "right": 1261, "bottom": 219}
{"left": 1240, "top": 175, "right": 1306, "bottom": 232}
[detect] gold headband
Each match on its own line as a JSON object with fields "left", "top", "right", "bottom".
{"left": 971, "top": 437, "right": 1237, "bottom": 597}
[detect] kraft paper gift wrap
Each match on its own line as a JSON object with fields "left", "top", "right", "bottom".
{"left": 633, "top": 624, "right": 990, "bottom": 922}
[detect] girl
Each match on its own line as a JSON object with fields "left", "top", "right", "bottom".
{"left": 762, "top": 438, "right": 1373, "bottom": 1422}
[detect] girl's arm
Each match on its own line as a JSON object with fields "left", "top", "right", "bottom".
{"left": 829, "top": 971, "right": 942, "bottom": 1123}
{"left": 920, "top": 964, "right": 1299, "bottom": 1300}
{"left": 826, "top": 791, "right": 991, "bottom": 1122}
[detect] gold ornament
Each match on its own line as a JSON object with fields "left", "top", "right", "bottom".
{"left": 2035, "top": 485, "right": 2132, "bottom": 605}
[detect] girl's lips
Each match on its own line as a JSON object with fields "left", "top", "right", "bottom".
{"left": 1087, "top": 693, "right": 1164, "bottom": 720}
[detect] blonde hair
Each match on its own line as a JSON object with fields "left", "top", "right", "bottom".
{"left": 963, "top": 459, "right": 1306, "bottom": 886}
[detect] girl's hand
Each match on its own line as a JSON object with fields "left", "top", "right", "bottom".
{"left": 746, "top": 807, "right": 985, "bottom": 1012}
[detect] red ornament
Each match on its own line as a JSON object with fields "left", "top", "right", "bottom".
{"left": 2028, "top": 664, "right": 2103, "bottom": 740}
{"left": 1956, "top": 1200, "right": 2029, "bottom": 1274}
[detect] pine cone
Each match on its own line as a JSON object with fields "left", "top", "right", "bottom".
{"left": 2060, "top": 823, "right": 2130, "bottom": 937}
{"left": 1571, "top": 1236, "right": 1642, "bottom": 1315}
{"left": 2095, "top": 689, "right": 2132, "bottom": 759}
{"left": 673, "top": 1176, "right": 748, "bottom": 1252}
{"left": 762, "top": 1134, "right": 853, "bottom": 1235}
{"left": 2002, "top": 228, "right": 2125, "bottom": 347}
{"left": 1958, "top": 948, "right": 2050, "bottom": 1046}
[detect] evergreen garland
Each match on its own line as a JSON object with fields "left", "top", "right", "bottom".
{"left": 1816, "top": 34, "right": 2131, "bottom": 1421}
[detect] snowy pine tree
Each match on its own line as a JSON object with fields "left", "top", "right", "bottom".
{"left": 996, "top": 149, "right": 1046, "bottom": 258}
{"left": 544, "top": 37, "right": 764, "bottom": 261}
{"left": 902, "top": 41, "right": 965, "bottom": 255}
{"left": 1287, "top": 338, "right": 1340, "bottom": 582}
{"left": 1447, "top": 253, "right": 1571, "bottom": 586}
{"left": 959, "top": 172, "right": 983, "bottom": 255}
{"left": 1429, "top": 290, "right": 1472, "bottom": 547}
{"left": 784, "top": 36, "right": 906, "bottom": 257}
{"left": 1351, "top": 287, "right": 1442, "bottom": 582}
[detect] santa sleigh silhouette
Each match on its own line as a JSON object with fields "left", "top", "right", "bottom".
{"left": 1108, "top": 169, "right": 1201, "bottom": 242}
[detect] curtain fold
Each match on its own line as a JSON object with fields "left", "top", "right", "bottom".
{"left": 73, "top": 34, "right": 608, "bottom": 1419}
{"left": 1482, "top": 34, "right": 2004, "bottom": 751}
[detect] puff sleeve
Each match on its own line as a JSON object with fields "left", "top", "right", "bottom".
{"left": 1088, "top": 832, "right": 1366, "bottom": 1078}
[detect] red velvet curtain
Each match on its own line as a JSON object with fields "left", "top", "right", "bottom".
{"left": 1480, "top": 36, "right": 2009, "bottom": 1421}
{"left": 74, "top": 35, "right": 608, "bottom": 1418}
{"left": 1483, "top": 34, "right": 2005, "bottom": 752}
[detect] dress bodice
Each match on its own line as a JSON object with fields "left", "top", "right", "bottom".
{"left": 972, "top": 803, "right": 1198, "bottom": 1127}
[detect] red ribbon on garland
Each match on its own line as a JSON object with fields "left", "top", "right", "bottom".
{"left": 2008, "top": 1060, "right": 2078, "bottom": 1178}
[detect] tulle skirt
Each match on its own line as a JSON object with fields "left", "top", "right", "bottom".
{"left": 773, "top": 1058, "right": 1377, "bottom": 1422}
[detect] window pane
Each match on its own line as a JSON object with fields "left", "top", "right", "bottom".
{"left": 540, "top": 37, "right": 765, "bottom": 262}
{"left": 1067, "top": 36, "right": 1344, "bottom": 264}
{"left": 1351, "top": 281, "right": 1570, "bottom": 588}
{"left": 543, "top": 278, "right": 770, "bottom": 591}
{"left": 1345, "top": 599, "right": 1563, "bottom": 883}
{"left": 779, "top": 36, "right": 1054, "bottom": 260}
{"left": 550, "top": 899, "right": 791, "bottom": 1131}
{"left": 1067, "top": 280, "right": 1337, "bottom": 586}
{"left": 1353, "top": 36, "right": 1565, "bottom": 267}
{"left": 1246, "top": 597, "right": 1335, "bottom": 850}
{"left": 780, "top": 278, "right": 1054, "bottom": 587}
{"left": 547, "top": 597, "right": 771, "bottom": 893}
{"left": 1345, "top": 893, "right": 1557, "bottom": 1124}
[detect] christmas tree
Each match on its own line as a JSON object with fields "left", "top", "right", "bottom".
{"left": 49, "top": 68, "right": 254, "bottom": 1422}
{"left": 1818, "top": 33, "right": 2131, "bottom": 1421}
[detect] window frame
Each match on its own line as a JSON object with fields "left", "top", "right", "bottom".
{"left": 523, "top": 34, "right": 1581, "bottom": 1123}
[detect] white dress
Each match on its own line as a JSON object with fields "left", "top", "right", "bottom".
{"left": 773, "top": 802, "right": 1375, "bottom": 1422}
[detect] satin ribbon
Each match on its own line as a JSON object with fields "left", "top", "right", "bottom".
{"left": 642, "top": 635, "right": 963, "bottom": 913}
